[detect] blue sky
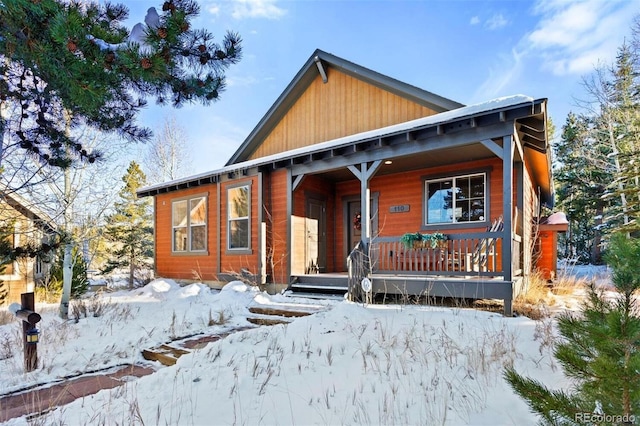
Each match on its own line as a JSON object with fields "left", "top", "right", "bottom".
{"left": 122, "top": 0, "right": 639, "bottom": 175}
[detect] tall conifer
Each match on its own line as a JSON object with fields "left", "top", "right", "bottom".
{"left": 102, "top": 161, "right": 153, "bottom": 288}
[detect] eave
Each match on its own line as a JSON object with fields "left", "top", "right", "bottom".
{"left": 138, "top": 96, "right": 551, "bottom": 199}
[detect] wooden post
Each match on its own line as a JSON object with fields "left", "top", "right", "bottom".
{"left": 20, "top": 292, "right": 40, "bottom": 372}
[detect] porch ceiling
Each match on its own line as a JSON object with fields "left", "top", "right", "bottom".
{"left": 316, "top": 141, "right": 496, "bottom": 182}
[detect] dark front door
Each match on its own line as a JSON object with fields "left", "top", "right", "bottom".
{"left": 306, "top": 197, "right": 326, "bottom": 272}
{"left": 348, "top": 200, "right": 361, "bottom": 253}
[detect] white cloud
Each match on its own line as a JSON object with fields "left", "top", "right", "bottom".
{"left": 231, "top": 0, "right": 287, "bottom": 20}
{"left": 470, "top": 16, "right": 480, "bottom": 25}
{"left": 525, "top": 0, "right": 637, "bottom": 75}
{"left": 473, "top": 48, "right": 524, "bottom": 101}
{"left": 485, "top": 13, "right": 508, "bottom": 30}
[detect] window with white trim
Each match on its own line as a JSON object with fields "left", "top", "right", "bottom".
{"left": 425, "top": 173, "right": 486, "bottom": 224}
{"left": 172, "top": 196, "right": 207, "bottom": 252}
{"left": 228, "top": 185, "right": 250, "bottom": 250}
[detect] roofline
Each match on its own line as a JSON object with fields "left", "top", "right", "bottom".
{"left": 0, "top": 187, "right": 56, "bottom": 232}
{"left": 138, "top": 96, "right": 547, "bottom": 198}
{"left": 225, "top": 49, "right": 464, "bottom": 166}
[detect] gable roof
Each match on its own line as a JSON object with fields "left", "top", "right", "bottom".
{"left": 225, "top": 49, "right": 464, "bottom": 165}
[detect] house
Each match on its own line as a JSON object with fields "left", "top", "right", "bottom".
{"left": 138, "top": 49, "right": 557, "bottom": 316}
{"left": 0, "top": 189, "right": 55, "bottom": 305}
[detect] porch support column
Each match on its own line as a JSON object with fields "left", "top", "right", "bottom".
{"left": 502, "top": 134, "right": 514, "bottom": 316}
{"left": 347, "top": 160, "right": 382, "bottom": 247}
{"left": 286, "top": 168, "right": 293, "bottom": 282}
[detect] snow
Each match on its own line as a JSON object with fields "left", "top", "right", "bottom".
{"left": 0, "top": 277, "right": 583, "bottom": 425}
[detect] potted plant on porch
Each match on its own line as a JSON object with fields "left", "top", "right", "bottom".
{"left": 400, "top": 232, "right": 447, "bottom": 249}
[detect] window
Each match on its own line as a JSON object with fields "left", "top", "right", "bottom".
{"left": 425, "top": 173, "right": 486, "bottom": 225}
{"left": 228, "top": 185, "right": 250, "bottom": 250}
{"left": 172, "top": 196, "right": 207, "bottom": 252}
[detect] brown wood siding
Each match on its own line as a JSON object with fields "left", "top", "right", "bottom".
{"left": 334, "top": 159, "right": 504, "bottom": 272}
{"left": 155, "top": 184, "right": 218, "bottom": 281}
{"left": 250, "top": 71, "right": 438, "bottom": 159}
{"left": 268, "top": 170, "right": 289, "bottom": 284}
{"left": 537, "top": 230, "right": 556, "bottom": 280}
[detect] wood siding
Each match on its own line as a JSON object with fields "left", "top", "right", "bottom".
{"left": 267, "top": 169, "right": 289, "bottom": 284}
{"left": 0, "top": 203, "right": 45, "bottom": 305}
{"left": 333, "top": 158, "right": 505, "bottom": 272}
{"left": 154, "top": 177, "right": 261, "bottom": 282}
{"left": 249, "top": 70, "right": 438, "bottom": 160}
{"left": 155, "top": 184, "right": 218, "bottom": 281}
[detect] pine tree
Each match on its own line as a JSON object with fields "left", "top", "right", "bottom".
{"left": 0, "top": 0, "right": 241, "bottom": 168}
{"left": 102, "top": 161, "right": 153, "bottom": 288}
{"left": 47, "top": 246, "right": 89, "bottom": 299}
{"left": 505, "top": 233, "right": 640, "bottom": 425}
{"left": 555, "top": 112, "right": 611, "bottom": 263}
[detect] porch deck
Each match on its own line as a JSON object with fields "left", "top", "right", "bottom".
{"left": 288, "top": 272, "right": 516, "bottom": 315}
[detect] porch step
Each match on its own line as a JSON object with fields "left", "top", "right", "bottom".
{"left": 286, "top": 274, "right": 348, "bottom": 299}
{"left": 282, "top": 290, "right": 346, "bottom": 301}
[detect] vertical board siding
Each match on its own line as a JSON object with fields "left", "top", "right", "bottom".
{"left": 250, "top": 71, "right": 437, "bottom": 160}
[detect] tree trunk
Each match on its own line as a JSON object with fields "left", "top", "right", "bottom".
{"left": 59, "top": 243, "right": 72, "bottom": 319}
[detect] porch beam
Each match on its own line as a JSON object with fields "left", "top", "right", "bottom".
{"left": 512, "top": 128, "right": 525, "bottom": 161}
{"left": 480, "top": 139, "right": 503, "bottom": 159}
{"left": 292, "top": 174, "right": 305, "bottom": 191}
{"left": 292, "top": 121, "right": 515, "bottom": 176}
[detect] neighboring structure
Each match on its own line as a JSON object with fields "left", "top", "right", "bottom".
{"left": 138, "top": 49, "right": 557, "bottom": 315}
{"left": 0, "top": 189, "right": 55, "bottom": 304}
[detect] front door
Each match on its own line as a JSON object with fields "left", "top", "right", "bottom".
{"left": 306, "top": 197, "right": 326, "bottom": 273}
{"left": 347, "top": 200, "right": 361, "bottom": 253}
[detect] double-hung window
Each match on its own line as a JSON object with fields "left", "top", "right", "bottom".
{"left": 425, "top": 173, "right": 486, "bottom": 225}
{"left": 172, "top": 196, "right": 207, "bottom": 253}
{"left": 228, "top": 184, "right": 250, "bottom": 250}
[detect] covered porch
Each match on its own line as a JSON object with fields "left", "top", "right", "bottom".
{"left": 268, "top": 96, "right": 549, "bottom": 316}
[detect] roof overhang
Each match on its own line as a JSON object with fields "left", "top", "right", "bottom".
{"left": 138, "top": 96, "right": 551, "bottom": 199}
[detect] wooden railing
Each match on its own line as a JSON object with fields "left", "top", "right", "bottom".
{"left": 370, "top": 231, "right": 512, "bottom": 278}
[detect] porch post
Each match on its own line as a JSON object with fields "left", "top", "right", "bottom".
{"left": 347, "top": 161, "right": 382, "bottom": 248}
{"left": 502, "top": 134, "right": 514, "bottom": 316}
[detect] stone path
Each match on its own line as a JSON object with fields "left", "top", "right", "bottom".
{"left": 0, "top": 304, "right": 318, "bottom": 422}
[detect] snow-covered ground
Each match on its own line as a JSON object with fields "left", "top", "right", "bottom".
{"left": 0, "top": 271, "right": 603, "bottom": 425}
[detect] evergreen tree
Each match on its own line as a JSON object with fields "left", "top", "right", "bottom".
{"left": 604, "top": 42, "right": 640, "bottom": 235}
{"left": 47, "top": 246, "right": 89, "bottom": 299}
{"left": 505, "top": 233, "right": 640, "bottom": 424}
{"left": 102, "top": 161, "right": 153, "bottom": 288}
{"left": 0, "top": 0, "right": 241, "bottom": 168}
{"left": 554, "top": 113, "right": 611, "bottom": 263}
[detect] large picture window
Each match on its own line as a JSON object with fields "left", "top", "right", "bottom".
{"left": 228, "top": 185, "right": 250, "bottom": 250}
{"left": 172, "top": 196, "right": 207, "bottom": 252}
{"left": 425, "top": 173, "right": 486, "bottom": 225}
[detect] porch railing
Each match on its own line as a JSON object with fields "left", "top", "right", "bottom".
{"left": 370, "top": 231, "right": 515, "bottom": 278}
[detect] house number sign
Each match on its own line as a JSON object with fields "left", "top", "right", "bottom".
{"left": 389, "top": 204, "right": 410, "bottom": 213}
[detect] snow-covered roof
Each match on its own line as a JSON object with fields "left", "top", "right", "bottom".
{"left": 138, "top": 94, "right": 539, "bottom": 196}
